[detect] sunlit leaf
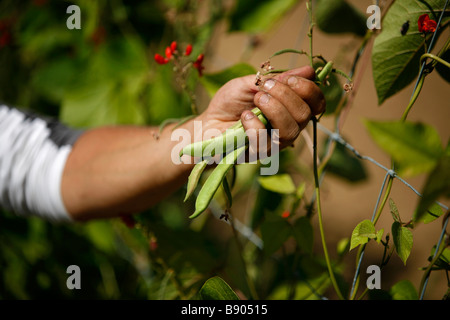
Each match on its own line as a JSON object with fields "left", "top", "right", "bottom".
{"left": 258, "top": 174, "right": 296, "bottom": 194}
{"left": 364, "top": 120, "right": 444, "bottom": 177}
{"left": 350, "top": 220, "right": 377, "bottom": 250}
{"left": 392, "top": 222, "right": 413, "bottom": 265}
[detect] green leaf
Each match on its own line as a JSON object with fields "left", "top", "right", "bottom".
{"left": 291, "top": 217, "right": 314, "bottom": 254}
{"left": 389, "top": 198, "right": 401, "bottom": 223}
{"left": 258, "top": 174, "right": 296, "bottom": 194}
{"left": 228, "top": 0, "right": 298, "bottom": 33}
{"left": 372, "top": 0, "right": 450, "bottom": 104}
{"left": 184, "top": 160, "right": 209, "bottom": 202}
{"left": 199, "top": 276, "right": 239, "bottom": 300}
{"left": 364, "top": 120, "right": 444, "bottom": 177}
{"left": 61, "top": 38, "right": 148, "bottom": 128}
{"left": 376, "top": 229, "right": 384, "bottom": 244}
{"left": 392, "top": 221, "right": 413, "bottom": 265}
{"left": 414, "top": 151, "right": 450, "bottom": 222}
{"left": 200, "top": 63, "right": 257, "bottom": 98}
{"left": 322, "top": 138, "right": 368, "bottom": 182}
{"left": 32, "top": 58, "right": 81, "bottom": 103}
{"left": 429, "top": 245, "right": 450, "bottom": 270}
{"left": 390, "top": 280, "right": 419, "bottom": 300}
{"left": 350, "top": 220, "right": 377, "bottom": 250}
{"left": 260, "top": 217, "right": 292, "bottom": 256}
{"left": 415, "top": 203, "right": 444, "bottom": 224}
{"left": 315, "top": 0, "right": 367, "bottom": 37}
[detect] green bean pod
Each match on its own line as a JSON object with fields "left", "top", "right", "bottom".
{"left": 317, "top": 61, "right": 334, "bottom": 83}
{"left": 222, "top": 176, "right": 233, "bottom": 209}
{"left": 179, "top": 108, "right": 267, "bottom": 158}
{"left": 184, "top": 159, "right": 209, "bottom": 202}
{"left": 189, "top": 145, "right": 247, "bottom": 219}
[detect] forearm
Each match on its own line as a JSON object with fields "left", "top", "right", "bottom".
{"left": 61, "top": 120, "right": 199, "bottom": 221}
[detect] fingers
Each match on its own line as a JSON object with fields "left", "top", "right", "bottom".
{"left": 249, "top": 68, "right": 326, "bottom": 148}
{"left": 274, "top": 65, "right": 316, "bottom": 82}
{"left": 240, "top": 110, "right": 273, "bottom": 160}
{"left": 253, "top": 92, "right": 301, "bottom": 149}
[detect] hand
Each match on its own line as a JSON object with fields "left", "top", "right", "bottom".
{"left": 199, "top": 66, "right": 326, "bottom": 150}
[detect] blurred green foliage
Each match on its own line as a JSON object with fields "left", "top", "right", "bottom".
{"left": 1, "top": 0, "right": 446, "bottom": 301}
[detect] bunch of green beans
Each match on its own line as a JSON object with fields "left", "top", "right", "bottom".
{"left": 181, "top": 107, "right": 268, "bottom": 219}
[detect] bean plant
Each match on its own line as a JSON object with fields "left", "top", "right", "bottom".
{"left": 0, "top": 0, "right": 448, "bottom": 301}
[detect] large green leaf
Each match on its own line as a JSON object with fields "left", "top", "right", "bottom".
{"left": 228, "top": 0, "right": 298, "bottom": 33}
{"left": 372, "top": 0, "right": 450, "bottom": 104}
{"left": 315, "top": 0, "right": 367, "bottom": 37}
{"left": 199, "top": 276, "right": 239, "bottom": 300}
{"left": 414, "top": 150, "right": 450, "bottom": 222}
{"left": 392, "top": 222, "right": 413, "bottom": 265}
{"left": 364, "top": 120, "right": 444, "bottom": 177}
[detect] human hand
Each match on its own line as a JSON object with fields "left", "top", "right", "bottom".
{"left": 198, "top": 66, "right": 326, "bottom": 150}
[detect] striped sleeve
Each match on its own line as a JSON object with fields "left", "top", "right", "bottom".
{"left": 0, "top": 104, "right": 84, "bottom": 222}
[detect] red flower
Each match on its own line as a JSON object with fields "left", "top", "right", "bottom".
{"left": 193, "top": 54, "right": 205, "bottom": 76}
{"left": 418, "top": 14, "right": 437, "bottom": 33}
{"left": 281, "top": 211, "right": 290, "bottom": 219}
{"left": 154, "top": 53, "right": 169, "bottom": 65}
{"left": 170, "top": 41, "right": 177, "bottom": 52}
{"left": 165, "top": 46, "right": 173, "bottom": 59}
{"left": 185, "top": 44, "right": 193, "bottom": 56}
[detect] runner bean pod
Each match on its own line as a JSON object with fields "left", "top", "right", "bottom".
{"left": 189, "top": 145, "right": 247, "bottom": 219}
{"left": 179, "top": 107, "right": 267, "bottom": 158}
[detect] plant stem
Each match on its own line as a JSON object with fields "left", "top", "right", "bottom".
{"left": 401, "top": 73, "right": 424, "bottom": 121}
{"left": 312, "top": 118, "right": 345, "bottom": 300}
{"left": 372, "top": 176, "right": 394, "bottom": 226}
{"left": 229, "top": 215, "right": 259, "bottom": 300}
{"left": 418, "top": 234, "right": 448, "bottom": 299}
{"left": 349, "top": 175, "right": 394, "bottom": 299}
{"left": 306, "top": 0, "right": 314, "bottom": 67}
{"left": 420, "top": 53, "right": 450, "bottom": 69}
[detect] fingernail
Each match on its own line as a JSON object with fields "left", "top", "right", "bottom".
{"left": 263, "top": 79, "right": 276, "bottom": 91}
{"left": 243, "top": 111, "right": 255, "bottom": 121}
{"left": 259, "top": 94, "right": 270, "bottom": 105}
{"left": 288, "top": 76, "right": 298, "bottom": 87}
